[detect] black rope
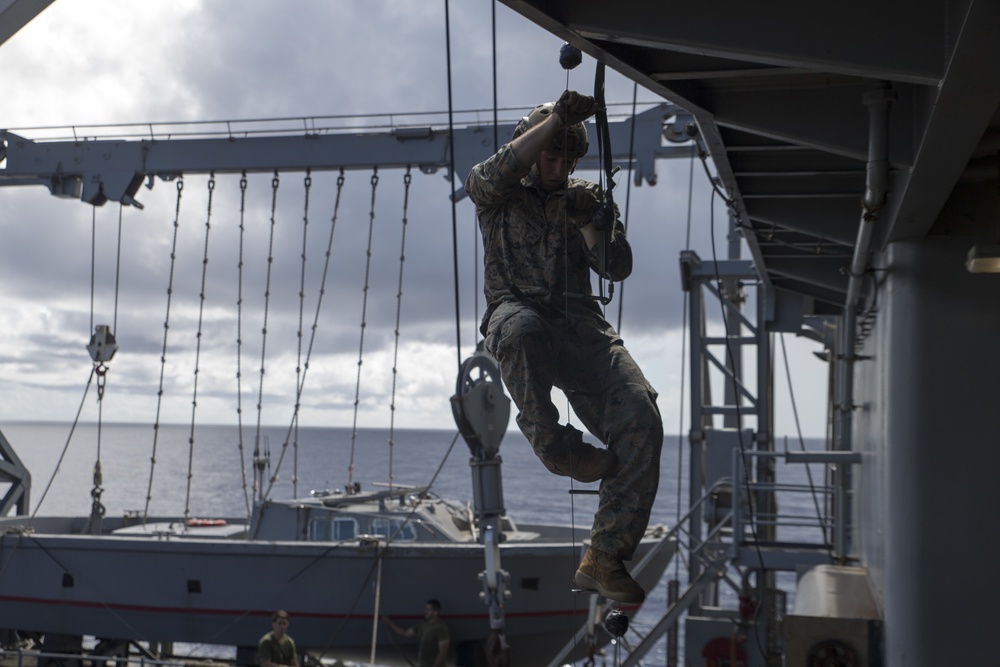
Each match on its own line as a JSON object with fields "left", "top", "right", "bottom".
{"left": 444, "top": 0, "right": 463, "bottom": 369}
{"left": 491, "top": 0, "right": 499, "bottom": 153}
{"left": 615, "top": 82, "right": 639, "bottom": 333}
{"left": 591, "top": 61, "right": 616, "bottom": 305}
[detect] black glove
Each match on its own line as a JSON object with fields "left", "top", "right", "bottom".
{"left": 553, "top": 90, "right": 597, "bottom": 125}
{"left": 590, "top": 202, "right": 618, "bottom": 231}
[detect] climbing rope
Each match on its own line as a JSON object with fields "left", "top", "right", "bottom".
{"left": 263, "top": 169, "right": 346, "bottom": 501}
{"left": 254, "top": 171, "right": 280, "bottom": 498}
{"left": 292, "top": 169, "right": 313, "bottom": 498}
{"left": 387, "top": 167, "right": 412, "bottom": 490}
{"left": 347, "top": 168, "right": 379, "bottom": 489}
{"left": 235, "top": 171, "right": 251, "bottom": 518}
{"left": 183, "top": 174, "right": 215, "bottom": 520}
{"left": 144, "top": 177, "right": 184, "bottom": 521}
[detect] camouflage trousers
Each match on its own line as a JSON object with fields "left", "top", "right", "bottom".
{"left": 485, "top": 300, "right": 663, "bottom": 560}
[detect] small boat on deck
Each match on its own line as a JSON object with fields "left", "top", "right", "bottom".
{"left": 0, "top": 455, "right": 674, "bottom": 667}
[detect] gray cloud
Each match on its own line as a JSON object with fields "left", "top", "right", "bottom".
{"left": 0, "top": 1, "right": 789, "bottom": 433}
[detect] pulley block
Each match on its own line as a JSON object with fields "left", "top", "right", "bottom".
{"left": 451, "top": 346, "right": 510, "bottom": 458}
{"left": 87, "top": 324, "right": 118, "bottom": 363}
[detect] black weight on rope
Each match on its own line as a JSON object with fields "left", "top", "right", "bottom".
{"left": 604, "top": 609, "right": 629, "bottom": 638}
{"left": 559, "top": 43, "right": 582, "bottom": 70}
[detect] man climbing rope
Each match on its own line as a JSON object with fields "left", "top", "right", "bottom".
{"left": 465, "top": 90, "right": 664, "bottom": 604}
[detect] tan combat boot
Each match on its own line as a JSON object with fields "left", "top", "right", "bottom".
{"left": 539, "top": 424, "right": 618, "bottom": 484}
{"left": 574, "top": 546, "right": 646, "bottom": 604}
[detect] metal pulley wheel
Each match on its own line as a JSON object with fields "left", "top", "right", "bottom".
{"left": 451, "top": 346, "right": 510, "bottom": 458}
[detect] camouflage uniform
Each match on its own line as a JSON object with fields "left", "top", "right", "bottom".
{"left": 465, "top": 143, "right": 663, "bottom": 561}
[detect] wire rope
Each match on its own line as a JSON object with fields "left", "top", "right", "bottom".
{"left": 387, "top": 167, "right": 413, "bottom": 490}
{"left": 263, "top": 170, "right": 346, "bottom": 501}
{"left": 293, "top": 169, "right": 313, "bottom": 498}
{"left": 347, "top": 169, "right": 380, "bottom": 489}
{"left": 183, "top": 174, "right": 215, "bottom": 520}
{"left": 235, "top": 172, "right": 252, "bottom": 518}
{"left": 86, "top": 200, "right": 125, "bottom": 529}
{"left": 253, "top": 171, "right": 281, "bottom": 496}
{"left": 30, "top": 367, "right": 96, "bottom": 520}
{"left": 673, "top": 145, "right": 697, "bottom": 584}
{"left": 90, "top": 206, "right": 96, "bottom": 335}
{"left": 113, "top": 203, "right": 124, "bottom": 334}
{"left": 144, "top": 177, "right": 184, "bottom": 521}
{"left": 778, "top": 332, "right": 830, "bottom": 547}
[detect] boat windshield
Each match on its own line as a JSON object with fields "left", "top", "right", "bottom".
{"left": 307, "top": 516, "right": 417, "bottom": 542}
{"left": 369, "top": 517, "right": 417, "bottom": 541}
{"left": 309, "top": 516, "right": 359, "bottom": 541}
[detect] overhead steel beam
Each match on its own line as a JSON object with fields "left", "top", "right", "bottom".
{"left": 0, "top": 104, "right": 692, "bottom": 206}
{"left": 0, "top": 0, "right": 55, "bottom": 48}
{"left": 503, "top": 0, "right": 946, "bottom": 85}
{"left": 883, "top": 0, "right": 1000, "bottom": 242}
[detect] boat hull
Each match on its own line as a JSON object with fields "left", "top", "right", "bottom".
{"left": 0, "top": 518, "right": 673, "bottom": 666}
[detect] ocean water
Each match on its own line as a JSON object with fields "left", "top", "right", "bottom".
{"left": 0, "top": 420, "right": 827, "bottom": 665}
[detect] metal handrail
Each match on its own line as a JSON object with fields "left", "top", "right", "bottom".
{"left": 1, "top": 101, "right": 666, "bottom": 144}
{"left": 0, "top": 647, "right": 210, "bottom": 667}
{"left": 730, "top": 448, "right": 853, "bottom": 558}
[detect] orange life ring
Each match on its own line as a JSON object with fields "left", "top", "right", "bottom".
{"left": 186, "top": 518, "right": 227, "bottom": 527}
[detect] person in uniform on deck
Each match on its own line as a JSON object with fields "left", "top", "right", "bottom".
{"left": 383, "top": 599, "right": 450, "bottom": 667}
{"left": 258, "top": 610, "right": 299, "bottom": 667}
{"left": 464, "top": 90, "right": 664, "bottom": 604}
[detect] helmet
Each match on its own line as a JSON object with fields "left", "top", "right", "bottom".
{"left": 512, "top": 102, "right": 589, "bottom": 159}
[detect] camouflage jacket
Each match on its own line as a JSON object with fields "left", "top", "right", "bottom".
{"left": 465, "top": 143, "right": 632, "bottom": 330}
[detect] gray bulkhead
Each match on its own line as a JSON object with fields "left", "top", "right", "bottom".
{"left": 857, "top": 235, "right": 1000, "bottom": 664}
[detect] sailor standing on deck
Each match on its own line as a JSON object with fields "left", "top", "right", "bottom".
{"left": 465, "top": 90, "right": 664, "bottom": 604}
{"left": 383, "top": 599, "right": 450, "bottom": 667}
{"left": 258, "top": 610, "right": 299, "bottom": 667}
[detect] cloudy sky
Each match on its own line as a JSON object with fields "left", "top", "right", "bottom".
{"left": 0, "top": 1, "right": 829, "bottom": 439}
